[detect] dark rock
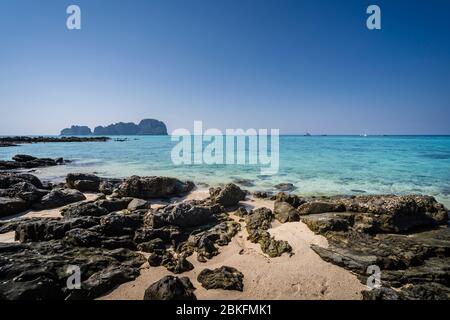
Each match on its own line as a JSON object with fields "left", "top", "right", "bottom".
{"left": 0, "top": 136, "right": 109, "bottom": 146}
{"left": 0, "top": 155, "right": 64, "bottom": 170}
{"left": 61, "top": 202, "right": 109, "bottom": 219}
{"left": 245, "top": 207, "right": 292, "bottom": 257}
{"left": 96, "top": 198, "right": 133, "bottom": 212}
{"left": 337, "top": 195, "right": 449, "bottom": 233}
{"left": 209, "top": 183, "right": 246, "bottom": 207}
{"left": 234, "top": 207, "right": 249, "bottom": 217}
{"left": 149, "top": 200, "right": 218, "bottom": 228}
{"left": 100, "top": 212, "right": 143, "bottom": 236}
{"left": 15, "top": 216, "right": 100, "bottom": 242}
{"left": 0, "top": 197, "right": 29, "bottom": 217}
{"left": 270, "top": 192, "right": 305, "bottom": 208}
{"left": 118, "top": 176, "right": 194, "bottom": 199}
{"left": 143, "top": 275, "right": 196, "bottom": 300}
{"left": 137, "top": 238, "right": 166, "bottom": 253}
{"left": 36, "top": 189, "right": 86, "bottom": 210}
{"left": 253, "top": 191, "right": 270, "bottom": 199}
{"left": 186, "top": 221, "right": 241, "bottom": 261}
{"left": 233, "top": 178, "right": 254, "bottom": 187}
{"left": 64, "top": 228, "right": 101, "bottom": 247}
{"left": 308, "top": 224, "right": 450, "bottom": 300}
{"left": 127, "top": 198, "right": 151, "bottom": 211}
{"left": 73, "top": 180, "right": 99, "bottom": 193}
{"left": 134, "top": 226, "right": 181, "bottom": 244}
{"left": 297, "top": 201, "right": 346, "bottom": 215}
{"left": 274, "top": 201, "right": 300, "bottom": 223}
{"left": 12, "top": 155, "right": 37, "bottom": 162}
{"left": 99, "top": 181, "right": 114, "bottom": 195}
{"left": 197, "top": 266, "right": 244, "bottom": 291}
{"left": 3, "top": 182, "right": 48, "bottom": 203}
{"left": 0, "top": 240, "right": 145, "bottom": 300}
{"left": 66, "top": 173, "right": 100, "bottom": 192}
{"left": 147, "top": 251, "right": 194, "bottom": 274}
{"left": 363, "top": 283, "right": 450, "bottom": 300}
{"left": 300, "top": 212, "right": 354, "bottom": 234}
{"left": 0, "top": 172, "right": 43, "bottom": 189}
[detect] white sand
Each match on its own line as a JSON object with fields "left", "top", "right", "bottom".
{"left": 100, "top": 191, "right": 365, "bottom": 300}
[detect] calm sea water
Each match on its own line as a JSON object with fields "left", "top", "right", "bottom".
{"left": 1, "top": 135, "right": 450, "bottom": 207}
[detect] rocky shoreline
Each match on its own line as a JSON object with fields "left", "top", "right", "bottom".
{"left": 0, "top": 161, "right": 449, "bottom": 300}
{"left": 0, "top": 136, "right": 110, "bottom": 148}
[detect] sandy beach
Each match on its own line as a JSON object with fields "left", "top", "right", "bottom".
{"left": 1, "top": 188, "right": 364, "bottom": 300}
{"left": 99, "top": 191, "right": 365, "bottom": 300}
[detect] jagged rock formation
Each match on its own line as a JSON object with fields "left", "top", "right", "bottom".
{"left": 93, "top": 119, "right": 167, "bottom": 135}
{"left": 60, "top": 126, "right": 92, "bottom": 136}
{"left": 60, "top": 119, "right": 168, "bottom": 136}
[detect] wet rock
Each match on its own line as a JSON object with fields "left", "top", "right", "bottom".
{"left": 209, "top": 183, "right": 246, "bottom": 207}
{"left": 297, "top": 201, "right": 346, "bottom": 215}
{"left": 232, "top": 179, "right": 254, "bottom": 187}
{"left": 149, "top": 200, "right": 219, "bottom": 228}
{"left": 0, "top": 197, "right": 29, "bottom": 217}
{"left": 0, "top": 136, "right": 109, "bottom": 146}
{"left": 143, "top": 275, "right": 196, "bottom": 300}
{"left": 197, "top": 266, "right": 244, "bottom": 291}
{"left": 118, "top": 176, "right": 194, "bottom": 199}
{"left": 274, "top": 183, "right": 295, "bottom": 192}
{"left": 0, "top": 155, "right": 65, "bottom": 171}
{"left": 35, "top": 188, "right": 86, "bottom": 210}
{"left": 0, "top": 241, "right": 145, "bottom": 300}
{"left": 66, "top": 173, "right": 100, "bottom": 192}
{"left": 274, "top": 201, "right": 300, "bottom": 223}
{"left": 61, "top": 202, "right": 109, "bottom": 219}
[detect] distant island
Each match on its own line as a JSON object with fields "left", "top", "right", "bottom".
{"left": 60, "top": 119, "right": 168, "bottom": 136}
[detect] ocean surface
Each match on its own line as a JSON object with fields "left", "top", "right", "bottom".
{"left": 1, "top": 135, "right": 450, "bottom": 207}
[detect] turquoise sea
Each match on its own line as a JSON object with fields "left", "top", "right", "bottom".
{"left": 1, "top": 135, "right": 450, "bottom": 207}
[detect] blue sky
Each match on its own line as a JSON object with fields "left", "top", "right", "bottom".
{"left": 0, "top": 0, "right": 449, "bottom": 135}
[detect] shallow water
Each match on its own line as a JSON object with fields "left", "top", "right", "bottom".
{"left": 1, "top": 135, "right": 450, "bottom": 207}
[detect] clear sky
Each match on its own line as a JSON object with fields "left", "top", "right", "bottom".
{"left": 0, "top": 0, "right": 449, "bottom": 135}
